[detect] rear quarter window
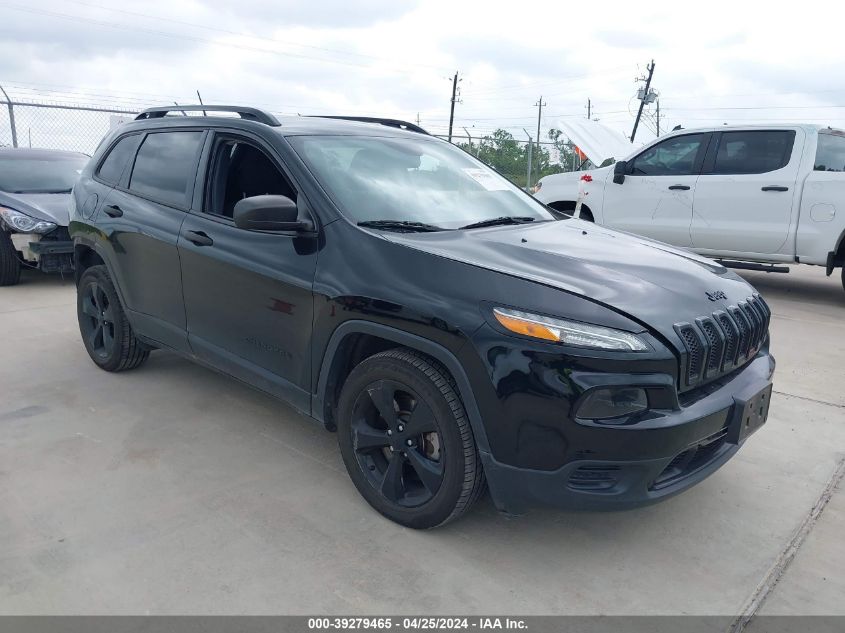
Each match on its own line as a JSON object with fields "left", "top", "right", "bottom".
{"left": 96, "top": 134, "right": 142, "bottom": 186}
{"left": 128, "top": 131, "right": 203, "bottom": 208}
{"left": 814, "top": 132, "right": 845, "bottom": 172}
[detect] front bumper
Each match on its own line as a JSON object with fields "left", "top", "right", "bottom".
{"left": 8, "top": 230, "right": 74, "bottom": 273}
{"left": 481, "top": 354, "right": 775, "bottom": 515}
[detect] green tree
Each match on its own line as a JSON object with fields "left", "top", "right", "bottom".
{"left": 456, "top": 127, "right": 578, "bottom": 187}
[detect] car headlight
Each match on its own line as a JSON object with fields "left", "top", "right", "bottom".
{"left": 493, "top": 307, "right": 649, "bottom": 351}
{"left": 0, "top": 206, "right": 57, "bottom": 234}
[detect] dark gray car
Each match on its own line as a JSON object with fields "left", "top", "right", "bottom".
{"left": 0, "top": 148, "right": 88, "bottom": 285}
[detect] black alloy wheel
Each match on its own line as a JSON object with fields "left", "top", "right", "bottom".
{"left": 337, "top": 349, "right": 485, "bottom": 528}
{"left": 350, "top": 379, "right": 445, "bottom": 507}
{"left": 76, "top": 265, "right": 149, "bottom": 372}
{"left": 79, "top": 279, "right": 117, "bottom": 360}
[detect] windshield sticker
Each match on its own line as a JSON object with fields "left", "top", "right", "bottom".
{"left": 462, "top": 168, "right": 509, "bottom": 191}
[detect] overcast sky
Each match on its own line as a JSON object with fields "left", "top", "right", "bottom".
{"left": 1, "top": 0, "right": 844, "bottom": 145}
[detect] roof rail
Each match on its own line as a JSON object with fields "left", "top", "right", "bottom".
{"left": 309, "top": 116, "right": 429, "bottom": 135}
{"left": 135, "top": 105, "right": 280, "bottom": 126}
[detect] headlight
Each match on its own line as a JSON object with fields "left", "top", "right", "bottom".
{"left": 0, "top": 206, "right": 57, "bottom": 234}
{"left": 493, "top": 307, "right": 649, "bottom": 351}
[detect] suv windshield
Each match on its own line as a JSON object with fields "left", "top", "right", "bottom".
{"left": 0, "top": 154, "right": 89, "bottom": 193}
{"left": 289, "top": 135, "right": 555, "bottom": 229}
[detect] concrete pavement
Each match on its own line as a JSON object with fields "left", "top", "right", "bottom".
{"left": 0, "top": 264, "right": 842, "bottom": 616}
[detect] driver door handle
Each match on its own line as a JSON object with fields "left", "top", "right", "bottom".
{"left": 761, "top": 185, "right": 789, "bottom": 192}
{"left": 183, "top": 230, "right": 214, "bottom": 247}
{"left": 668, "top": 184, "right": 690, "bottom": 190}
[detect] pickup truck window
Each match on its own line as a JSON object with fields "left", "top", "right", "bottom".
{"left": 814, "top": 132, "right": 845, "bottom": 172}
{"left": 712, "top": 130, "right": 795, "bottom": 175}
{"left": 630, "top": 134, "right": 706, "bottom": 176}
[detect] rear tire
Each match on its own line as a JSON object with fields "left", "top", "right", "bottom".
{"left": 77, "top": 265, "right": 149, "bottom": 372}
{"left": 0, "top": 231, "right": 21, "bottom": 286}
{"left": 336, "top": 349, "right": 485, "bottom": 529}
{"left": 841, "top": 267, "right": 845, "bottom": 296}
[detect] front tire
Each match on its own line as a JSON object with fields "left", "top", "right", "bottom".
{"left": 0, "top": 231, "right": 21, "bottom": 286}
{"left": 77, "top": 265, "right": 149, "bottom": 372}
{"left": 337, "top": 349, "right": 485, "bottom": 528}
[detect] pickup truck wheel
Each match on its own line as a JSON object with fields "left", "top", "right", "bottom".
{"left": 77, "top": 265, "right": 149, "bottom": 372}
{"left": 336, "top": 349, "right": 485, "bottom": 529}
{"left": 0, "top": 231, "right": 21, "bottom": 286}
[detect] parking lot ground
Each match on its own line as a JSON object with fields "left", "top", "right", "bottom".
{"left": 1, "top": 265, "right": 843, "bottom": 616}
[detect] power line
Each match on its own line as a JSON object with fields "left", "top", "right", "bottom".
{"left": 61, "top": 0, "right": 449, "bottom": 72}
{"left": 0, "top": 3, "right": 448, "bottom": 75}
{"left": 463, "top": 65, "right": 631, "bottom": 96}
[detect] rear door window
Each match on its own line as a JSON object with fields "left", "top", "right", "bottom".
{"left": 814, "top": 132, "right": 845, "bottom": 172}
{"left": 128, "top": 131, "right": 203, "bottom": 208}
{"left": 630, "top": 134, "right": 706, "bottom": 176}
{"left": 96, "top": 134, "right": 142, "bottom": 186}
{"left": 712, "top": 130, "right": 795, "bottom": 174}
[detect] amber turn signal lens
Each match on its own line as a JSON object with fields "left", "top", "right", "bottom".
{"left": 493, "top": 310, "right": 559, "bottom": 341}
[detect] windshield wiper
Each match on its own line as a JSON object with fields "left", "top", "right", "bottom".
{"left": 460, "top": 216, "right": 536, "bottom": 230}
{"left": 357, "top": 220, "right": 447, "bottom": 233}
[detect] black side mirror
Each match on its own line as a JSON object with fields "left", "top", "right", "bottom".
{"left": 233, "top": 195, "right": 314, "bottom": 232}
{"left": 612, "top": 160, "right": 628, "bottom": 185}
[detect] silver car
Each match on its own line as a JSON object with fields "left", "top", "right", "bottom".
{"left": 0, "top": 148, "right": 88, "bottom": 285}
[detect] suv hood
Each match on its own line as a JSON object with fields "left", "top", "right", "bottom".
{"left": 558, "top": 118, "right": 636, "bottom": 167}
{"left": 0, "top": 191, "right": 71, "bottom": 227}
{"left": 382, "top": 220, "right": 756, "bottom": 340}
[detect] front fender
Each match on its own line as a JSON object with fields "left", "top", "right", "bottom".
{"left": 312, "top": 319, "right": 492, "bottom": 455}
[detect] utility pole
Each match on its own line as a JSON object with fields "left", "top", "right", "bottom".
{"left": 416, "top": 112, "right": 421, "bottom": 126}
{"left": 523, "top": 128, "right": 533, "bottom": 191}
{"left": 447, "top": 71, "right": 459, "bottom": 142}
{"left": 630, "top": 60, "right": 655, "bottom": 142}
{"left": 587, "top": 98, "right": 591, "bottom": 120}
{"left": 534, "top": 96, "right": 546, "bottom": 184}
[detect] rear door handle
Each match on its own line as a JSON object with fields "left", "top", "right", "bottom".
{"left": 761, "top": 185, "right": 789, "bottom": 192}
{"left": 183, "top": 230, "right": 213, "bottom": 247}
{"left": 668, "top": 184, "right": 690, "bottom": 190}
{"left": 103, "top": 204, "right": 123, "bottom": 218}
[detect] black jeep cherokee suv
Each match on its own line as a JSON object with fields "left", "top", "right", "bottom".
{"left": 69, "top": 105, "right": 776, "bottom": 528}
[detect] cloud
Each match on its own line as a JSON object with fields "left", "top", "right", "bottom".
{"left": 595, "top": 30, "right": 660, "bottom": 49}
{"left": 200, "top": 0, "right": 420, "bottom": 29}
{"left": 1, "top": 0, "right": 844, "bottom": 145}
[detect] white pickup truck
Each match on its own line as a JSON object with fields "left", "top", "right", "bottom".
{"left": 535, "top": 122, "right": 845, "bottom": 293}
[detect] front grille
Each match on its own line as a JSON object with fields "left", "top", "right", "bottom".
{"left": 674, "top": 294, "right": 771, "bottom": 390}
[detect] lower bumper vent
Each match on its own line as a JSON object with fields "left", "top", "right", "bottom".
{"left": 568, "top": 465, "right": 621, "bottom": 491}
{"left": 650, "top": 426, "right": 729, "bottom": 490}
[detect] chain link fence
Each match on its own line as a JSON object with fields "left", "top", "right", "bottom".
{"left": 0, "top": 98, "right": 136, "bottom": 155}
{"left": 0, "top": 96, "right": 583, "bottom": 188}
